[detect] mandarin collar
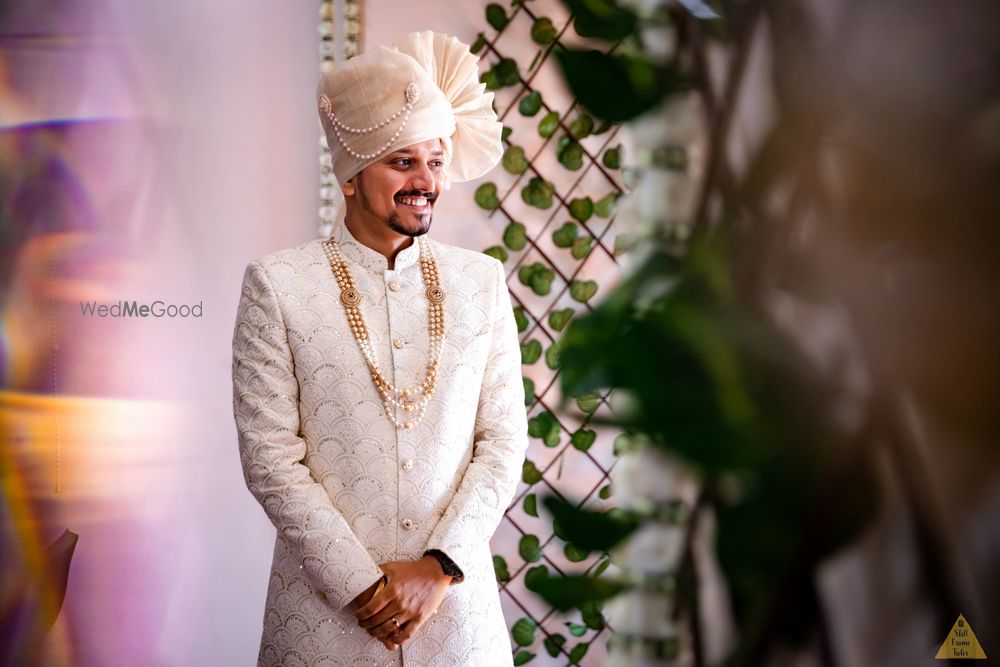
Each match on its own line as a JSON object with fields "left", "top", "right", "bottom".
{"left": 332, "top": 221, "right": 421, "bottom": 273}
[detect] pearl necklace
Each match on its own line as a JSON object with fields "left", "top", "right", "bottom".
{"left": 321, "top": 236, "right": 445, "bottom": 429}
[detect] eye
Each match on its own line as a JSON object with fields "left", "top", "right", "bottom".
{"left": 393, "top": 158, "right": 411, "bottom": 166}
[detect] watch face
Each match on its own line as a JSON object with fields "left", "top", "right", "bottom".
{"left": 427, "top": 550, "right": 462, "bottom": 578}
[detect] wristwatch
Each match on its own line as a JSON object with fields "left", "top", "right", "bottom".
{"left": 424, "top": 549, "right": 464, "bottom": 582}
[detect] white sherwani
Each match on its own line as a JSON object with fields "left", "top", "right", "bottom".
{"left": 232, "top": 221, "right": 528, "bottom": 667}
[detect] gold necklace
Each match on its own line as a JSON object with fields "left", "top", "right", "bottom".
{"left": 321, "top": 236, "right": 445, "bottom": 429}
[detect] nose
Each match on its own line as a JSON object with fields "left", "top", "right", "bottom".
{"left": 409, "top": 160, "right": 435, "bottom": 193}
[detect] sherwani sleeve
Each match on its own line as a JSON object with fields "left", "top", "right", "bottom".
{"left": 424, "top": 258, "right": 530, "bottom": 577}
{"left": 232, "top": 261, "right": 384, "bottom": 609}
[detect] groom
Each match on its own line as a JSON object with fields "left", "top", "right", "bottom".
{"left": 233, "top": 30, "right": 528, "bottom": 666}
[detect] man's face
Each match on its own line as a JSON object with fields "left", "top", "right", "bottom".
{"left": 342, "top": 138, "right": 447, "bottom": 239}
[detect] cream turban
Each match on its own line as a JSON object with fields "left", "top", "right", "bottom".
{"left": 317, "top": 30, "right": 503, "bottom": 187}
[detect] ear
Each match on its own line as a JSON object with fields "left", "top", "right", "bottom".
{"left": 341, "top": 177, "right": 356, "bottom": 197}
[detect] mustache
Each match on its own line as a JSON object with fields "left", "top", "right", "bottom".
{"left": 395, "top": 190, "right": 437, "bottom": 201}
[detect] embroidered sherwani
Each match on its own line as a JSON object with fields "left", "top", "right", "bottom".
{"left": 232, "top": 222, "right": 528, "bottom": 667}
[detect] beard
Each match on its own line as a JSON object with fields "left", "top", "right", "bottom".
{"left": 387, "top": 209, "right": 432, "bottom": 237}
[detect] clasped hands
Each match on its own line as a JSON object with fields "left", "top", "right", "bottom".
{"left": 350, "top": 555, "right": 452, "bottom": 651}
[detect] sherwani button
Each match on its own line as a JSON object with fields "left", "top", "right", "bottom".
{"left": 401, "top": 459, "right": 414, "bottom": 471}
{"left": 388, "top": 279, "right": 401, "bottom": 292}
{"left": 393, "top": 336, "right": 406, "bottom": 349}
{"left": 401, "top": 518, "right": 414, "bottom": 530}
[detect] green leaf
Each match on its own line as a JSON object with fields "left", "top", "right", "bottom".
{"left": 570, "top": 279, "right": 598, "bottom": 302}
{"left": 513, "top": 306, "right": 529, "bottom": 332}
{"left": 552, "top": 222, "right": 579, "bottom": 248}
{"left": 566, "top": 621, "right": 587, "bottom": 637}
{"left": 531, "top": 16, "right": 557, "bottom": 45}
{"left": 571, "top": 236, "right": 593, "bottom": 260}
{"left": 598, "top": 484, "right": 612, "bottom": 500}
{"left": 518, "top": 90, "right": 543, "bottom": 116}
{"left": 523, "top": 493, "right": 538, "bottom": 517}
{"left": 557, "top": 140, "right": 584, "bottom": 171}
{"left": 486, "top": 3, "right": 509, "bottom": 31}
{"left": 493, "top": 554, "right": 511, "bottom": 582}
{"left": 563, "top": 0, "right": 636, "bottom": 40}
{"left": 504, "top": 221, "right": 529, "bottom": 250}
{"left": 480, "top": 69, "right": 499, "bottom": 90}
{"left": 519, "top": 534, "right": 543, "bottom": 562}
{"left": 576, "top": 392, "right": 601, "bottom": 413}
{"left": 534, "top": 574, "right": 624, "bottom": 611}
{"left": 528, "top": 410, "right": 561, "bottom": 447}
{"left": 594, "top": 192, "right": 618, "bottom": 217}
{"left": 530, "top": 267, "right": 555, "bottom": 295}
{"left": 569, "top": 642, "right": 589, "bottom": 663}
{"left": 568, "top": 197, "right": 594, "bottom": 222}
{"left": 470, "top": 33, "right": 487, "bottom": 55}
{"left": 501, "top": 125, "right": 513, "bottom": 142}
{"left": 482, "top": 57, "right": 520, "bottom": 90}
{"left": 521, "top": 176, "right": 555, "bottom": 209}
{"left": 593, "top": 119, "right": 613, "bottom": 135}
{"left": 581, "top": 602, "right": 605, "bottom": 630}
{"left": 602, "top": 144, "right": 622, "bottom": 169}
{"left": 538, "top": 111, "right": 560, "bottom": 138}
{"left": 523, "top": 377, "right": 536, "bottom": 406}
{"left": 544, "top": 633, "right": 566, "bottom": 657}
{"left": 520, "top": 338, "right": 542, "bottom": 364}
{"left": 512, "top": 617, "right": 537, "bottom": 646}
{"left": 522, "top": 458, "right": 543, "bottom": 484}
{"left": 613, "top": 232, "right": 633, "bottom": 255}
{"left": 593, "top": 556, "right": 611, "bottom": 577}
{"left": 571, "top": 428, "right": 596, "bottom": 452}
{"left": 483, "top": 245, "right": 508, "bottom": 262}
{"left": 612, "top": 433, "right": 631, "bottom": 455}
{"left": 524, "top": 564, "right": 550, "bottom": 592}
{"left": 555, "top": 49, "right": 673, "bottom": 123}
{"left": 569, "top": 114, "right": 594, "bottom": 140}
{"left": 565, "top": 542, "right": 590, "bottom": 562}
{"left": 513, "top": 650, "right": 536, "bottom": 666}
{"left": 545, "top": 340, "right": 561, "bottom": 370}
{"left": 517, "top": 263, "right": 554, "bottom": 295}
{"left": 503, "top": 145, "right": 529, "bottom": 174}
{"left": 543, "top": 495, "right": 640, "bottom": 551}
{"left": 548, "top": 308, "right": 574, "bottom": 332}
{"left": 474, "top": 182, "right": 500, "bottom": 210}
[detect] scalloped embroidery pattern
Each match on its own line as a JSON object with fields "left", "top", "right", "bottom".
{"left": 233, "top": 229, "right": 526, "bottom": 666}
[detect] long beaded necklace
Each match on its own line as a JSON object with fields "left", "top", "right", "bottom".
{"left": 321, "top": 235, "right": 445, "bottom": 429}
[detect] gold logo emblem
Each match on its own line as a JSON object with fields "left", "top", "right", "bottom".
{"left": 935, "top": 613, "right": 987, "bottom": 660}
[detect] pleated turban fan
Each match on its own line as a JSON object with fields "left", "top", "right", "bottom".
{"left": 317, "top": 30, "right": 504, "bottom": 187}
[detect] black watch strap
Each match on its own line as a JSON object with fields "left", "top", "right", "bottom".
{"left": 424, "top": 549, "right": 464, "bottom": 581}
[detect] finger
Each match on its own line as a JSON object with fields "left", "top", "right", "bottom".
{"left": 369, "top": 614, "right": 409, "bottom": 641}
{"left": 359, "top": 603, "right": 406, "bottom": 631}
{"left": 355, "top": 585, "right": 392, "bottom": 621}
{"left": 389, "top": 619, "right": 418, "bottom": 644}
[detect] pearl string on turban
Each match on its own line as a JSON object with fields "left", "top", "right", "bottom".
{"left": 317, "top": 30, "right": 504, "bottom": 187}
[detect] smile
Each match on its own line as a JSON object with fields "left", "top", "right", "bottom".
{"left": 396, "top": 196, "right": 432, "bottom": 214}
